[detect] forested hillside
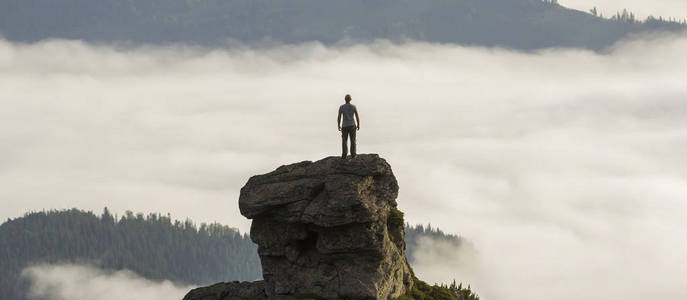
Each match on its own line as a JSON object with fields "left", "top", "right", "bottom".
{"left": 0, "top": 0, "right": 684, "bottom": 50}
{"left": 0, "top": 209, "right": 467, "bottom": 300}
{"left": 0, "top": 209, "right": 259, "bottom": 300}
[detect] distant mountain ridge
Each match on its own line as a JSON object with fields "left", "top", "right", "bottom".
{"left": 0, "top": 0, "right": 684, "bottom": 50}
{"left": 0, "top": 208, "right": 467, "bottom": 300}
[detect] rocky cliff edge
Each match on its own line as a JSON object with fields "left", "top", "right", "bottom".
{"left": 184, "top": 154, "right": 413, "bottom": 300}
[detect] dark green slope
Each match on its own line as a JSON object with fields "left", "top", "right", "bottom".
{"left": 0, "top": 208, "right": 469, "bottom": 300}
{"left": 0, "top": 0, "right": 683, "bottom": 49}
{"left": 0, "top": 209, "right": 261, "bottom": 300}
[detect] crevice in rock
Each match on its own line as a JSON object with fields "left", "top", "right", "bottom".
{"left": 298, "top": 230, "right": 319, "bottom": 251}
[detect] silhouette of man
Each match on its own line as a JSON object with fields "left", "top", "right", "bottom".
{"left": 338, "top": 94, "right": 360, "bottom": 159}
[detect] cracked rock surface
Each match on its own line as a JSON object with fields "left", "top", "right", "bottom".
{"left": 184, "top": 154, "right": 413, "bottom": 300}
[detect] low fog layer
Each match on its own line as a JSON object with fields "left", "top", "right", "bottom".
{"left": 2, "top": 34, "right": 687, "bottom": 300}
{"left": 562, "top": 0, "right": 687, "bottom": 19}
{"left": 22, "top": 264, "right": 191, "bottom": 300}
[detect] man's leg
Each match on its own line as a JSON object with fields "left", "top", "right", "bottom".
{"left": 341, "top": 127, "right": 349, "bottom": 158}
{"left": 350, "top": 127, "right": 356, "bottom": 158}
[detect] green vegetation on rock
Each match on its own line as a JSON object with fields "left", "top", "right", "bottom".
{"left": 395, "top": 276, "right": 479, "bottom": 300}
{"left": 388, "top": 207, "right": 405, "bottom": 245}
{"left": 389, "top": 207, "right": 405, "bottom": 229}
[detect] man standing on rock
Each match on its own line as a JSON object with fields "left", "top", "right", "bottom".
{"left": 338, "top": 94, "right": 360, "bottom": 159}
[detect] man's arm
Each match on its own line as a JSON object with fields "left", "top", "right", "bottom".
{"left": 337, "top": 111, "right": 342, "bottom": 131}
{"left": 355, "top": 111, "right": 360, "bottom": 130}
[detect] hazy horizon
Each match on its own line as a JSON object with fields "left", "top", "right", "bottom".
{"left": 2, "top": 19, "right": 687, "bottom": 300}
{"left": 562, "top": 0, "right": 687, "bottom": 20}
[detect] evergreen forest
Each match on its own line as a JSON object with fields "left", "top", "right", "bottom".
{"left": 0, "top": 0, "right": 684, "bottom": 50}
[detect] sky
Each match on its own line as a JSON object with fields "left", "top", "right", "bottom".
{"left": 2, "top": 30, "right": 687, "bottom": 299}
{"left": 562, "top": 0, "right": 687, "bottom": 20}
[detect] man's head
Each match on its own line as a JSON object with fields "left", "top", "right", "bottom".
{"left": 345, "top": 94, "right": 352, "bottom": 103}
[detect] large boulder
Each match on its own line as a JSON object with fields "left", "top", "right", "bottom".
{"left": 184, "top": 154, "right": 413, "bottom": 300}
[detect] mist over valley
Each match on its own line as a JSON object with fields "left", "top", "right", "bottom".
{"left": 1, "top": 0, "right": 687, "bottom": 299}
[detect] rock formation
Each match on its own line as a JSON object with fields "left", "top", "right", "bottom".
{"left": 184, "top": 154, "right": 413, "bottom": 300}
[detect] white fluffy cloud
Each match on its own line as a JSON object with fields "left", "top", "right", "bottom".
{"left": 3, "top": 32, "right": 687, "bottom": 300}
{"left": 22, "top": 264, "right": 192, "bottom": 300}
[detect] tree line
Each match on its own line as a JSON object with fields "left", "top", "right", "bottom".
{"left": 0, "top": 208, "right": 259, "bottom": 300}
{"left": 0, "top": 0, "right": 683, "bottom": 50}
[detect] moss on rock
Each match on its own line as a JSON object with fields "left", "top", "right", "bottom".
{"left": 394, "top": 276, "right": 479, "bottom": 300}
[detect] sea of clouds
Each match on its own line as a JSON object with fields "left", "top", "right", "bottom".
{"left": 2, "top": 31, "right": 687, "bottom": 300}
{"left": 22, "top": 264, "right": 191, "bottom": 300}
